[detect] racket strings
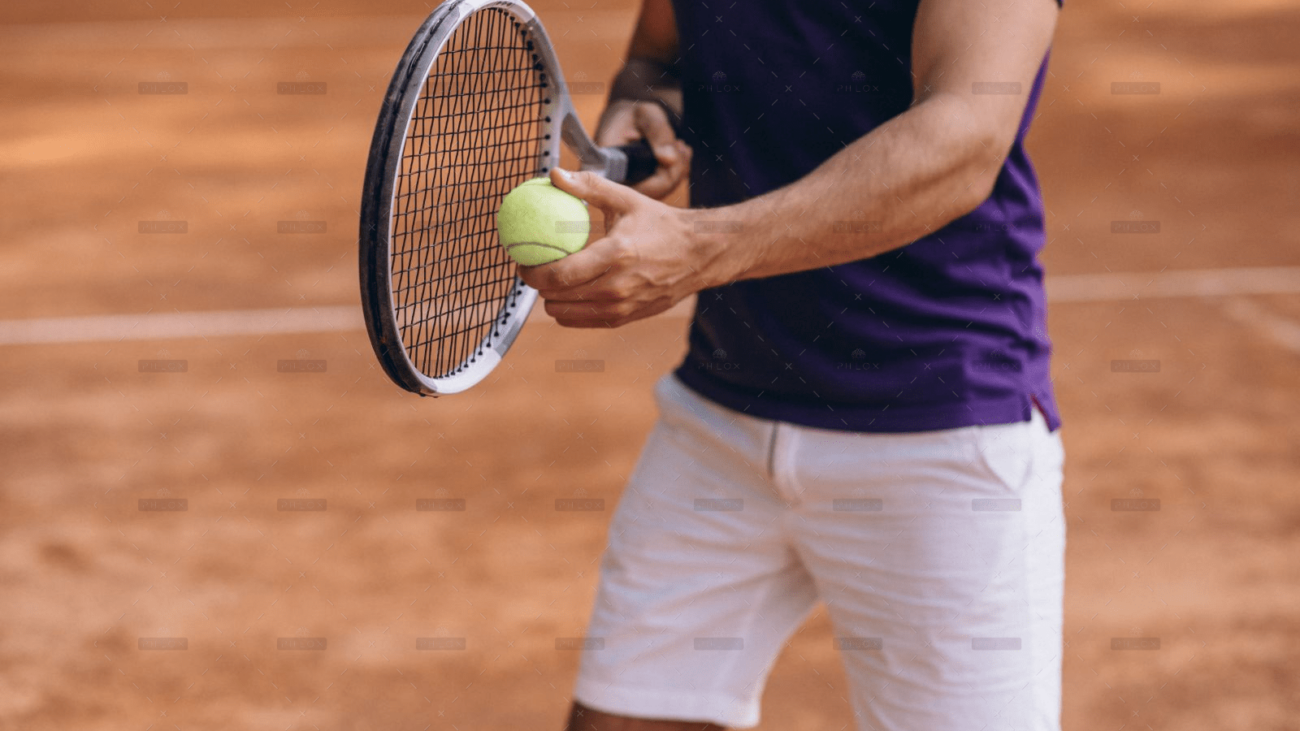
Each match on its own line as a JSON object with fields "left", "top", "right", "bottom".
{"left": 390, "top": 7, "right": 546, "bottom": 379}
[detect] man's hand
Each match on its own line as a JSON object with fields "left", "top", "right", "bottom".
{"left": 595, "top": 99, "right": 691, "bottom": 201}
{"left": 516, "top": 167, "right": 729, "bottom": 328}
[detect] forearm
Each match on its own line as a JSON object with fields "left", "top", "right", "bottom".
{"left": 608, "top": 57, "right": 682, "bottom": 115}
{"left": 695, "top": 92, "right": 1006, "bottom": 284}
{"left": 606, "top": 0, "right": 681, "bottom": 113}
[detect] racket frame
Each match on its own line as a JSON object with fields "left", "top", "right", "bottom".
{"left": 360, "top": 0, "right": 617, "bottom": 396}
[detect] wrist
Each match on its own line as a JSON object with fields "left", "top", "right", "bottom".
{"left": 682, "top": 206, "right": 752, "bottom": 289}
{"left": 609, "top": 57, "right": 682, "bottom": 113}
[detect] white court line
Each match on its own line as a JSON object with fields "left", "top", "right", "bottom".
{"left": 0, "top": 306, "right": 363, "bottom": 346}
{"left": 1044, "top": 266, "right": 1300, "bottom": 302}
{"left": 0, "top": 267, "right": 1297, "bottom": 347}
{"left": 1221, "top": 299, "right": 1300, "bottom": 354}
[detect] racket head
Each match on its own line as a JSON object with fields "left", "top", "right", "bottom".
{"left": 360, "top": 0, "right": 585, "bottom": 396}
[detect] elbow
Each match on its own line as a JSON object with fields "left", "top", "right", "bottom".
{"left": 956, "top": 130, "right": 1011, "bottom": 215}
{"left": 960, "top": 167, "right": 1000, "bottom": 214}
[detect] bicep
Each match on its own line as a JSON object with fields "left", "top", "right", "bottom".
{"left": 627, "top": 0, "right": 678, "bottom": 63}
{"left": 911, "top": 0, "right": 1059, "bottom": 150}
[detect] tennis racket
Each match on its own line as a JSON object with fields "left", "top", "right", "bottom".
{"left": 359, "top": 0, "right": 669, "bottom": 396}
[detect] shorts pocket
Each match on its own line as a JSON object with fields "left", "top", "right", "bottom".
{"left": 652, "top": 375, "right": 773, "bottom": 471}
{"left": 654, "top": 374, "right": 742, "bottom": 433}
{"left": 970, "top": 420, "right": 1036, "bottom": 494}
{"left": 652, "top": 374, "right": 701, "bottom": 433}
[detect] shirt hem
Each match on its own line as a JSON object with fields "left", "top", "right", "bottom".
{"left": 674, "top": 366, "right": 1061, "bottom": 434}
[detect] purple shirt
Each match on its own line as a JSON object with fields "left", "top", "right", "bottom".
{"left": 670, "top": 0, "right": 1062, "bottom": 433}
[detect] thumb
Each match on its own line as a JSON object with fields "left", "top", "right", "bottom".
{"left": 550, "top": 167, "right": 635, "bottom": 215}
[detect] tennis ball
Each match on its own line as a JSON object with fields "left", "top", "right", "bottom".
{"left": 496, "top": 177, "right": 590, "bottom": 266}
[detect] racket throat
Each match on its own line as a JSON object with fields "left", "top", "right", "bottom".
{"left": 560, "top": 114, "right": 625, "bottom": 181}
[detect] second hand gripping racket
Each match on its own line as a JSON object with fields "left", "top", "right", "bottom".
{"left": 360, "top": 0, "right": 668, "bottom": 396}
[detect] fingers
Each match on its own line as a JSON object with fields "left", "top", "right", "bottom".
{"left": 593, "top": 100, "right": 643, "bottom": 147}
{"left": 544, "top": 296, "right": 676, "bottom": 329}
{"left": 549, "top": 167, "right": 636, "bottom": 216}
{"left": 516, "top": 235, "right": 621, "bottom": 294}
{"left": 595, "top": 99, "right": 677, "bottom": 149}
{"left": 631, "top": 138, "right": 691, "bottom": 200}
{"left": 628, "top": 102, "right": 691, "bottom": 199}
{"left": 521, "top": 239, "right": 669, "bottom": 327}
{"left": 594, "top": 100, "right": 692, "bottom": 199}
{"left": 632, "top": 101, "right": 678, "bottom": 160}
{"left": 523, "top": 169, "right": 652, "bottom": 292}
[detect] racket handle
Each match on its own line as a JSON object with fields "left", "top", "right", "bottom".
{"left": 617, "top": 139, "right": 661, "bottom": 186}
{"left": 611, "top": 99, "right": 683, "bottom": 186}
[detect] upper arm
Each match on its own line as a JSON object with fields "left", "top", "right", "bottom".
{"left": 911, "top": 0, "right": 1059, "bottom": 154}
{"left": 627, "top": 0, "right": 679, "bottom": 63}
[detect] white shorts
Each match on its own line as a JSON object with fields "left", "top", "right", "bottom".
{"left": 573, "top": 374, "right": 1066, "bottom": 730}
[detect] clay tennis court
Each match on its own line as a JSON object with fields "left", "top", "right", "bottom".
{"left": 1, "top": 0, "right": 1297, "bottom": 729}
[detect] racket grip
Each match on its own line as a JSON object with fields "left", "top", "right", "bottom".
{"left": 613, "top": 99, "right": 683, "bottom": 186}
{"left": 617, "top": 139, "right": 660, "bottom": 186}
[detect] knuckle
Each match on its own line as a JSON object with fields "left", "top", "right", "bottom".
{"left": 610, "top": 239, "right": 638, "bottom": 262}
{"left": 545, "top": 299, "right": 576, "bottom": 317}
{"left": 605, "top": 285, "right": 633, "bottom": 301}
{"left": 640, "top": 100, "right": 667, "bottom": 121}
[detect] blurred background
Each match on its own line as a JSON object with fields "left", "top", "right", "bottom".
{"left": 1, "top": 0, "right": 1297, "bottom": 729}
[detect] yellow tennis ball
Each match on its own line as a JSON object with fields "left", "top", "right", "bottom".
{"left": 496, "top": 177, "right": 590, "bottom": 266}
